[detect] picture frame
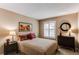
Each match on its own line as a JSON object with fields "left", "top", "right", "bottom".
{"left": 19, "top": 22, "right": 32, "bottom": 32}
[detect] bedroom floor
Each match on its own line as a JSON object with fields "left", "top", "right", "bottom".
{"left": 3, "top": 48, "right": 79, "bottom": 55}
{"left": 56, "top": 48, "right": 79, "bottom": 55}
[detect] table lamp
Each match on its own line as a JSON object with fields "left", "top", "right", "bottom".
{"left": 72, "top": 29, "right": 79, "bottom": 34}
{"left": 9, "top": 31, "right": 16, "bottom": 41}
{"left": 69, "top": 29, "right": 72, "bottom": 36}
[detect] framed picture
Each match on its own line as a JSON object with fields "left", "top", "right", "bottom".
{"left": 19, "top": 22, "right": 32, "bottom": 32}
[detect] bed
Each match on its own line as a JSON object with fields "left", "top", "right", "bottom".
{"left": 18, "top": 38, "right": 57, "bottom": 55}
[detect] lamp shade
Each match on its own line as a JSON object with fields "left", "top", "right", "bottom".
{"left": 9, "top": 31, "right": 16, "bottom": 36}
{"left": 71, "top": 29, "right": 79, "bottom": 34}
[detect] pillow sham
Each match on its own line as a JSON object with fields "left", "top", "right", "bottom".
{"left": 19, "top": 35, "right": 27, "bottom": 41}
{"left": 27, "top": 33, "right": 36, "bottom": 39}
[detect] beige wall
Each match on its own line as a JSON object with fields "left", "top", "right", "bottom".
{"left": 39, "top": 13, "right": 78, "bottom": 40}
{"left": 78, "top": 13, "right": 79, "bottom": 42}
{"left": 0, "top": 8, "right": 39, "bottom": 41}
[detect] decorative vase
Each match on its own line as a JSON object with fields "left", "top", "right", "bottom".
{"left": 6, "top": 39, "right": 10, "bottom": 45}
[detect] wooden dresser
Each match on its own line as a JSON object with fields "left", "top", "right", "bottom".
{"left": 57, "top": 36, "right": 75, "bottom": 51}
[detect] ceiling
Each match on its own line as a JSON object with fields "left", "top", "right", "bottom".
{"left": 0, "top": 3, "right": 79, "bottom": 20}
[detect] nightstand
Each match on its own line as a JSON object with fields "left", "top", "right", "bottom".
{"left": 4, "top": 41, "right": 19, "bottom": 55}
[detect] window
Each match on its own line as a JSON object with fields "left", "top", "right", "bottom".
{"left": 44, "top": 21, "right": 56, "bottom": 38}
